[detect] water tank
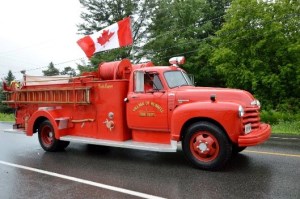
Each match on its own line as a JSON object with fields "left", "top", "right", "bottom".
{"left": 98, "top": 59, "right": 132, "bottom": 80}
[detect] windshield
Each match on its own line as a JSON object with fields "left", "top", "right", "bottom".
{"left": 164, "top": 71, "right": 193, "bottom": 88}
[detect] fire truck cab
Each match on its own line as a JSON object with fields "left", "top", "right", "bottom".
{"left": 3, "top": 57, "right": 271, "bottom": 170}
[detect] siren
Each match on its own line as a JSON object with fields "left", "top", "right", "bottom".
{"left": 169, "top": 56, "right": 185, "bottom": 66}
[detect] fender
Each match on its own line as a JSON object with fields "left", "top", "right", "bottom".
{"left": 171, "top": 101, "right": 242, "bottom": 143}
{"left": 27, "top": 108, "right": 61, "bottom": 138}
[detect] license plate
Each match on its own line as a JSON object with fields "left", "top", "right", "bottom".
{"left": 245, "top": 123, "right": 252, "bottom": 134}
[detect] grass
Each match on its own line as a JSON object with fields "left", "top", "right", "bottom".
{"left": 271, "top": 120, "right": 300, "bottom": 136}
{"left": 0, "top": 113, "right": 14, "bottom": 122}
{"left": 260, "top": 110, "right": 300, "bottom": 136}
{"left": 0, "top": 111, "right": 299, "bottom": 136}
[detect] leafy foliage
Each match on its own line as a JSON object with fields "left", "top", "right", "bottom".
{"left": 60, "top": 66, "right": 76, "bottom": 76}
{"left": 144, "top": 0, "right": 230, "bottom": 86}
{"left": 210, "top": 0, "right": 300, "bottom": 111}
{"left": 5, "top": 70, "right": 15, "bottom": 85}
{"left": 42, "top": 62, "right": 60, "bottom": 76}
{"left": 0, "top": 84, "right": 14, "bottom": 114}
{"left": 0, "top": 70, "right": 16, "bottom": 113}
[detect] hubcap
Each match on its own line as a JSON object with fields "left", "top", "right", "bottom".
{"left": 190, "top": 131, "right": 220, "bottom": 162}
{"left": 41, "top": 125, "right": 54, "bottom": 147}
{"left": 198, "top": 142, "right": 208, "bottom": 153}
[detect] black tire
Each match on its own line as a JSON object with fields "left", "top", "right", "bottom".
{"left": 38, "top": 120, "right": 69, "bottom": 152}
{"left": 232, "top": 145, "right": 247, "bottom": 155}
{"left": 182, "top": 122, "right": 232, "bottom": 171}
{"left": 58, "top": 140, "right": 70, "bottom": 150}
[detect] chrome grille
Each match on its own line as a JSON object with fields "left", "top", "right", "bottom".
{"left": 242, "top": 107, "right": 260, "bottom": 132}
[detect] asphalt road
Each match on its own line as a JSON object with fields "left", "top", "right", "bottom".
{"left": 0, "top": 122, "right": 299, "bottom": 199}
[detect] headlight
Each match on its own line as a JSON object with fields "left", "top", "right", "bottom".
{"left": 256, "top": 100, "right": 261, "bottom": 108}
{"left": 251, "top": 99, "right": 261, "bottom": 108}
{"left": 238, "top": 105, "right": 245, "bottom": 117}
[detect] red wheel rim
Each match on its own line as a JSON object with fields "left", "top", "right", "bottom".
{"left": 189, "top": 131, "right": 220, "bottom": 162}
{"left": 41, "top": 125, "right": 54, "bottom": 147}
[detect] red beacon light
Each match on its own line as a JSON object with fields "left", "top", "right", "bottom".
{"left": 169, "top": 56, "right": 186, "bottom": 66}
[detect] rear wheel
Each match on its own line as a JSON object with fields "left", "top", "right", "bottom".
{"left": 182, "top": 122, "right": 232, "bottom": 170}
{"left": 38, "top": 120, "right": 69, "bottom": 152}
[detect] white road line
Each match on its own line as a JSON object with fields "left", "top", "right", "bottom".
{"left": 0, "top": 160, "right": 166, "bottom": 199}
{"left": 270, "top": 136, "right": 300, "bottom": 141}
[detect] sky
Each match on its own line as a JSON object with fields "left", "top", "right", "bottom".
{"left": 0, "top": 0, "right": 88, "bottom": 80}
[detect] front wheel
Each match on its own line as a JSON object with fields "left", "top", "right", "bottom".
{"left": 182, "top": 122, "right": 232, "bottom": 170}
{"left": 232, "top": 145, "right": 247, "bottom": 155}
{"left": 38, "top": 120, "right": 69, "bottom": 152}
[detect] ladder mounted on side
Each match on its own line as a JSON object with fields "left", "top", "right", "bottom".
{"left": 3, "top": 87, "right": 91, "bottom": 105}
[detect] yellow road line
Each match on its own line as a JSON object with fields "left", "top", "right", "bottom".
{"left": 244, "top": 150, "right": 300, "bottom": 158}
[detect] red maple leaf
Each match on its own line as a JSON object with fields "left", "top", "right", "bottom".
{"left": 97, "top": 30, "right": 114, "bottom": 46}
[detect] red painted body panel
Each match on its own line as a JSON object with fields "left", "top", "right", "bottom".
{"left": 127, "top": 92, "right": 169, "bottom": 131}
{"left": 27, "top": 109, "right": 60, "bottom": 137}
{"left": 132, "top": 130, "right": 170, "bottom": 144}
{"left": 11, "top": 79, "right": 130, "bottom": 141}
{"left": 173, "top": 86, "right": 254, "bottom": 107}
{"left": 170, "top": 102, "right": 242, "bottom": 142}
{"left": 94, "top": 80, "right": 130, "bottom": 141}
{"left": 99, "top": 59, "right": 132, "bottom": 80}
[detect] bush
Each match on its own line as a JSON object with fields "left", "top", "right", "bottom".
{"left": 261, "top": 110, "right": 300, "bottom": 125}
{"left": 0, "top": 85, "right": 14, "bottom": 114}
{"left": 272, "top": 120, "right": 300, "bottom": 135}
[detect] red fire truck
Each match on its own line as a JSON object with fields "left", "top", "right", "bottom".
{"left": 2, "top": 57, "right": 271, "bottom": 170}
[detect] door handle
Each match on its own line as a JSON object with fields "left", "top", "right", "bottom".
{"left": 131, "top": 95, "right": 139, "bottom": 99}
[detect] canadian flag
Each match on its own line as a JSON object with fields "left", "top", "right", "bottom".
{"left": 77, "top": 17, "right": 133, "bottom": 58}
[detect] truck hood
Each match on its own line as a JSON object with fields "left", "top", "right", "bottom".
{"left": 172, "top": 86, "right": 255, "bottom": 107}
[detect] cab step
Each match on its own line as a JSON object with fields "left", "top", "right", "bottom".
{"left": 60, "top": 135, "right": 178, "bottom": 152}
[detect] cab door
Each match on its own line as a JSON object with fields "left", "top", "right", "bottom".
{"left": 127, "top": 71, "right": 168, "bottom": 131}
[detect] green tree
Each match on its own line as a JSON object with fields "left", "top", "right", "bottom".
{"left": 42, "top": 62, "right": 60, "bottom": 76}
{"left": 0, "top": 85, "right": 13, "bottom": 113}
{"left": 78, "top": 0, "right": 157, "bottom": 68}
{"left": 144, "top": 0, "right": 230, "bottom": 86}
{"left": 75, "top": 58, "right": 96, "bottom": 75}
{"left": 60, "top": 66, "right": 76, "bottom": 76}
{"left": 210, "top": 0, "right": 300, "bottom": 111}
{"left": 0, "top": 70, "right": 16, "bottom": 113}
{"left": 5, "top": 70, "right": 15, "bottom": 85}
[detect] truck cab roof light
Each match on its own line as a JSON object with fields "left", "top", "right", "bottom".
{"left": 169, "top": 56, "right": 185, "bottom": 66}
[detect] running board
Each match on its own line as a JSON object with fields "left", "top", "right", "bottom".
{"left": 60, "top": 136, "right": 178, "bottom": 152}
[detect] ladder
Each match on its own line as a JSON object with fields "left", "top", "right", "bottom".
{"left": 3, "top": 87, "right": 91, "bottom": 105}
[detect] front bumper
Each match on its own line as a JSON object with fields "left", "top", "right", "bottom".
{"left": 238, "top": 123, "right": 271, "bottom": 147}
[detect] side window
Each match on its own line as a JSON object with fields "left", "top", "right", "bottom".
{"left": 153, "top": 75, "right": 163, "bottom": 90}
{"left": 134, "top": 71, "right": 144, "bottom": 92}
{"left": 144, "top": 73, "right": 163, "bottom": 92}
{"left": 134, "top": 71, "right": 164, "bottom": 93}
{"left": 144, "top": 74, "right": 153, "bottom": 91}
